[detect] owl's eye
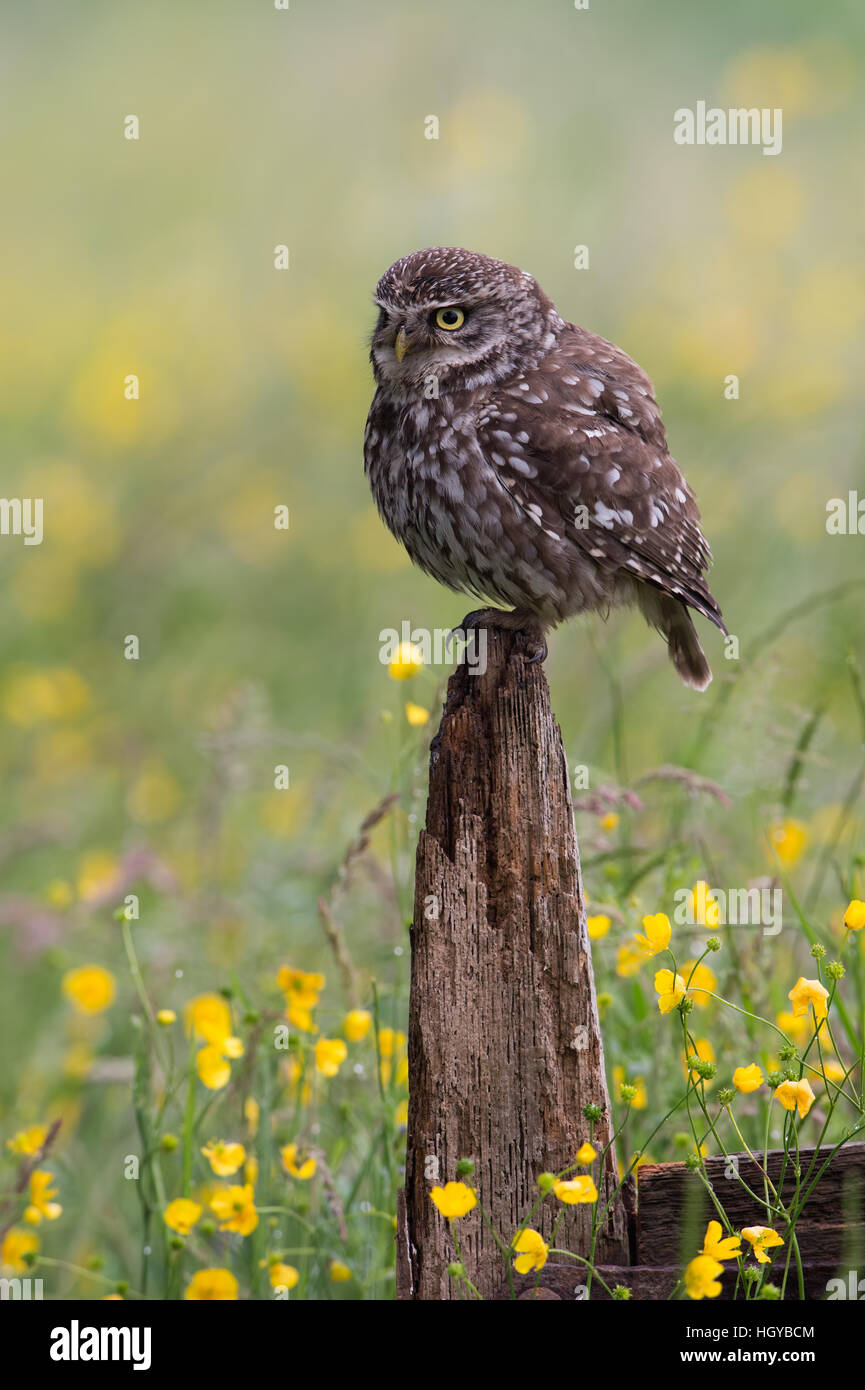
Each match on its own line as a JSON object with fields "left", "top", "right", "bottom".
{"left": 434, "top": 307, "right": 465, "bottom": 331}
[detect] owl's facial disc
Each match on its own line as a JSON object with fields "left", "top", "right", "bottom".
{"left": 371, "top": 298, "right": 511, "bottom": 391}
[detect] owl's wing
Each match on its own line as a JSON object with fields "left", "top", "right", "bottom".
{"left": 475, "top": 327, "right": 726, "bottom": 632}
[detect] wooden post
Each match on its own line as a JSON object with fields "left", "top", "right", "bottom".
{"left": 397, "top": 628, "right": 629, "bottom": 1300}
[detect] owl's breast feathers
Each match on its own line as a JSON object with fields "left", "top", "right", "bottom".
{"left": 363, "top": 324, "right": 726, "bottom": 634}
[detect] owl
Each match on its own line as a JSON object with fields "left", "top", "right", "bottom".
{"left": 363, "top": 247, "right": 726, "bottom": 688}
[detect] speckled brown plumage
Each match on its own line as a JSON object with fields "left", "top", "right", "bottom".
{"left": 364, "top": 246, "right": 726, "bottom": 688}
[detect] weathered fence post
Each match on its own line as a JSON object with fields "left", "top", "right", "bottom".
{"left": 396, "top": 627, "right": 629, "bottom": 1300}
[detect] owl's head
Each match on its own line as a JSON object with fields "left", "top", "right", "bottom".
{"left": 370, "top": 247, "right": 562, "bottom": 395}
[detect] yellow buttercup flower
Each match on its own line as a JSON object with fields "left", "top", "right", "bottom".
{"left": 7, "top": 1125, "right": 48, "bottom": 1156}
{"left": 599, "top": 811, "right": 619, "bottom": 832}
{"left": 210, "top": 1183, "right": 258, "bottom": 1236}
{"left": 554, "top": 1176, "right": 598, "bottom": 1204}
{"left": 616, "top": 942, "right": 644, "bottom": 978}
{"left": 24, "top": 1170, "right": 62, "bottom": 1224}
{"left": 843, "top": 900, "right": 865, "bottom": 931}
{"left": 1, "top": 1227, "right": 40, "bottom": 1272}
{"left": 429, "top": 1182, "right": 477, "bottom": 1220}
{"left": 330, "top": 1260, "right": 352, "bottom": 1283}
{"left": 281, "top": 1144, "right": 316, "bottom": 1180}
{"left": 586, "top": 914, "right": 611, "bottom": 940}
{"left": 513, "top": 1228, "right": 548, "bottom": 1274}
{"left": 405, "top": 702, "right": 430, "bottom": 727}
{"left": 773, "top": 1078, "right": 815, "bottom": 1118}
{"left": 314, "top": 1037, "right": 347, "bottom": 1077}
{"left": 185, "top": 993, "right": 232, "bottom": 1044}
{"left": 690, "top": 881, "right": 721, "bottom": 927}
{"left": 201, "top": 1140, "right": 246, "bottom": 1177}
{"left": 733, "top": 1063, "right": 764, "bottom": 1094}
{"left": 388, "top": 642, "right": 424, "bottom": 680}
{"left": 767, "top": 819, "right": 807, "bottom": 867}
{"left": 343, "top": 1009, "right": 372, "bottom": 1042}
{"left": 268, "top": 1261, "right": 299, "bottom": 1290}
{"left": 654, "top": 969, "right": 687, "bottom": 1014}
{"left": 634, "top": 912, "right": 671, "bottom": 957}
{"left": 156, "top": 1009, "right": 176, "bottom": 1026}
{"left": 787, "top": 977, "right": 829, "bottom": 1023}
{"left": 196, "top": 1045, "right": 231, "bottom": 1091}
{"left": 61, "top": 965, "right": 116, "bottom": 1015}
{"left": 576, "top": 1142, "right": 597, "bottom": 1165}
{"left": 742, "top": 1227, "right": 784, "bottom": 1264}
{"left": 185, "top": 1268, "right": 238, "bottom": 1300}
{"left": 278, "top": 967, "right": 325, "bottom": 1034}
{"left": 377, "top": 1028, "right": 406, "bottom": 1058}
{"left": 163, "top": 1198, "right": 203, "bottom": 1235}
{"left": 685, "top": 1254, "right": 724, "bottom": 1299}
{"left": 701, "top": 1220, "right": 741, "bottom": 1261}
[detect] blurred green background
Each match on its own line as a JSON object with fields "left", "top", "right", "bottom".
{"left": 1, "top": 0, "right": 864, "bottom": 1295}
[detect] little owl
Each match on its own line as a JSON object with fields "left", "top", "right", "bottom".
{"left": 364, "top": 247, "right": 726, "bottom": 688}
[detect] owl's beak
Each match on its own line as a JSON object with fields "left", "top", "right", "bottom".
{"left": 394, "top": 326, "right": 409, "bottom": 363}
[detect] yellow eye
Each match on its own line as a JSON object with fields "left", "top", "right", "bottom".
{"left": 435, "top": 307, "right": 465, "bottom": 331}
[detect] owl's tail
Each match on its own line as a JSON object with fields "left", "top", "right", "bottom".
{"left": 638, "top": 591, "right": 713, "bottom": 691}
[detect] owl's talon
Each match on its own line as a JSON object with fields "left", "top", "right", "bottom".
{"left": 523, "top": 636, "right": 548, "bottom": 665}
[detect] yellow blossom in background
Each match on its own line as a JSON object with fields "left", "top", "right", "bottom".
{"left": 24, "top": 1170, "right": 62, "bottom": 1224}
{"left": 634, "top": 912, "right": 671, "bottom": 957}
{"left": 733, "top": 1063, "right": 764, "bottom": 1094}
{"left": 554, "top": 1176, "right": 598, "bottom": 1204}
{"left": 377, "top": 1028, "right": 405, "bottom": 1057}
{"left": 616, "top": 942, "right": 644, "bottom": 978}
{"left": 244, "top": 1098, "right": 260, "bottom": 1136}
{"left": 343, "top": 1009, "right": 372, "bottom": 1042}
{"left": 405, "top": 701, "right": 429, "bottom": 727}
{"left": 1, "top": 1227, "right": 39, "bottom": 1272}
{"left": 156, "top": 1009, "right": 176, "bottom": 1026}
{"left": 210, "top": 1183, "right": 258, "bottom": 1236}
{"left": 654, "top": 969, "right": 686, "bottom": 1014}
{"left": 284, "top": 1056, "right": 312, "bottom": 1107}
{"left": 45, "top": 879, "right": 74, "bottom": 908}
{"left": 690, "top": 881, "right": 721, "bottom": 927}
{"left": 767, "top": 819, "right": 807, "bottom": 867}
{"left": 196, "top": 1045, "right": 231, "bottom": 1091}
{"left": 701, "top": 1221, "right": 741, "bottom": 1262}
{"left": 776, "top": 1010, "right": 808, "bottom": 1045}
{"left": 429, "top": 1182, "right": 477, "bottom": 1220}
{"left": 388, "top": 642, "right": 424, "bottom": 680}
{"left": 61, "top": 965, "right": 116, "bottom": 1015}
{"left": 278, "top": 967, "right": 325, "bottom": 1034}
{"left": 742, "top": 1227, "right": 784, "bottom": 1264}
{"left": 844, "top": 900, "right": 865, "bottom": 931}
{"left": 269, "top": 1261, "right": 299, "bottom": 1290}
{"left": 126, "top": 761, "right": 182, "bottom": 825}
{"left": 75, "top": 852, "right": 121, "bottom": 903}
{"left": 681, "top": 961, "right": 716, "bottom": 1007}
{"left": 314, "top": 1037, "right": 347, "bottom": 1077}
{"left": 7, "top": 1125, "right": 47, "bottom": 1156}
{"left": 576, "top": 1142, "right": 597, "bottom": 1165}
{"left": 1, "top": 665, "right": 92, "bottom": 726}
{"left": 185, "top": 1268, "right": 238, "bottom": 1301}
{"left": 163, "top": 1198, "right": 202, "bottom": 1236}
{"left": 201, "top": 1141, "right": 246, "bottom": 1177}
{"left": 281, "top": 1144, "right": 316, "bottom": 1180}
{"left": 817, "top": 1060, "right": 846, "bottom": 1088}
{"left": 599, "top": 811, "right": 619, "bottom": 832}
{"left": 586, "top": 914, "right": 611, "bottom": 940}
{"left": 787, "top": 977, "right": 829, "bottom": 1023}
{"left": 773, "top": 1078, "right": 815, "bottom": 1118}
{"left": 513, "top": 1228, "right": 548, "bottom": 1273}
{"left": 395, "top": 1098, "right": 408, "bottom": 1125}
{"left": 685, "top": 1254, "right": 724, "bottom": 1300}
{"left": 185, "top": 993, "right": 232, "bottom": 1044}
{"left": 330, "top": 1261, "right": 352, "bottom": 1283}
